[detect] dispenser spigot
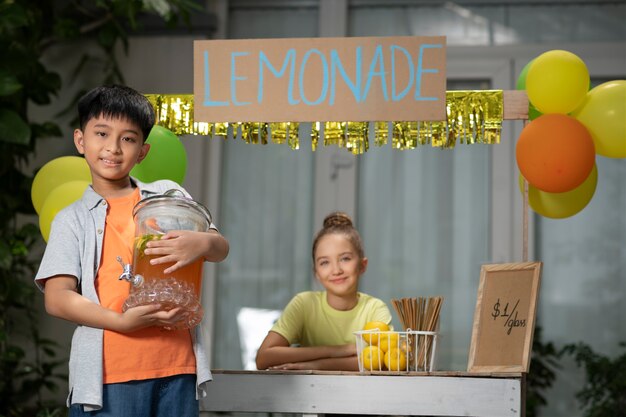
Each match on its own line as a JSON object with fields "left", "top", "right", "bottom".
{"left": 116, "top": 256, "right": 144, "bottom": 287}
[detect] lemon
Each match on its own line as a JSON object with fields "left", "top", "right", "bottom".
{"left": 361, "top": 345, "right": 385, "bottom": 371}
{"left": 378, "top": 332, "right": 400, "bottom": 353}
{"left": 362, "top": 321, "right": 390, "bottom": 345}
{"left": 384, "top": 347, "right": 407, "bottom": 371}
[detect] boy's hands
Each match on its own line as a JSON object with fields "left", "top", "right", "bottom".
{"left": 118, "top": 304, "right": 187, "bottom": 332}
{"left": 44, "top": 276, "right": 187, "bottom": 333}
{"left": 43, "top": 229, "right": 229, "bottom": 331}
{"left": 144, "top": 230, "right": 228, "bottom": 274}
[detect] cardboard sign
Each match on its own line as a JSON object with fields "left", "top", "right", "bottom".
{"left": 468, "top": 262, "right": 542, "bottom": 373}
{"left": 193, "top": 36, "right": 446, "bottom": 123}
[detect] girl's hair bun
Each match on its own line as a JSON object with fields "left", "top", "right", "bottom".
{"left": 323, "top": 211, "right": 353, "bottom": 229}
{"left": 312, "top": 211, "right": 364, "bottom": 263}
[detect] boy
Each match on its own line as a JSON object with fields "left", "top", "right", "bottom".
{"left": 35, "top": 85, "right": 229, "bottom": 416}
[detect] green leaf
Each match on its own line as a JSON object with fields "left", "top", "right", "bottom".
{"left": 31, "top": 121, "right": 62, "bottom": 139}
{"left": 19, "top": 222, "right": 41, "bottom": 239}
{"left": 53, "top": 18, "right": 80, "bottom": 40}
{"left": 0, "top": 70, "right": 23, "bottom": 96}
{"left": 0, "top": 3, "right": 31, "bottom": 32}
{"left": 28, "top": 66, "right": 61, "bottom": 105}
{"left": 97, "top": 22, "right": 119, "bottom": 50}
{"left": 0, "top": 109, "right": 31, "bottom": 145}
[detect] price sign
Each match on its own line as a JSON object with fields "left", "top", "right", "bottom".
{"left": 468, "top": 262, "right": 542, "bottom": 373}
{"left": 491, "top": 297, "right": 529, "bottom": 336}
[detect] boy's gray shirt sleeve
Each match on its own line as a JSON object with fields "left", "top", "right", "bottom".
{"left": 35, "top": 207, "right": 85, "bottom": 289}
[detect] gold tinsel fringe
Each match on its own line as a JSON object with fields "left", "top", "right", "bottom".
{"left": 288, "top": 122, "right": 300, "bottom": 150}
{"left": 145, "top": 91, "right": 503, "bottom": 153}
{"left": 269, "top": 122, "right": 287, "bottom": 144}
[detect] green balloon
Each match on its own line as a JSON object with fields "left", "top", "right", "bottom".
{"left": 516, "top": 59, "right": 534, "bottom": 91}
{"left": 131, "top": 125, "right": 187, "bottom": 184}
{"left": 528, "top": 103, "right": 543, "bottom": 120}
{"left": 517, "top": 59, "right": 543, "bottom": 120}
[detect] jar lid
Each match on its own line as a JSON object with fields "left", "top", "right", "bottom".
{"left": 133, "top": 189, "right": 213, "bottom": 230}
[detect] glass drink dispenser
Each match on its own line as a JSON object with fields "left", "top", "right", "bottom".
{"left": 118, "top": 189, "right": 212, "bottom": 329}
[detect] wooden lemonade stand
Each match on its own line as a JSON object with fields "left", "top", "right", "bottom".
{"left": 176, "top": 35, "right": 540, "bottom": 417}
{"left": 199, "top": 262, "right": 539, "bottom": 417}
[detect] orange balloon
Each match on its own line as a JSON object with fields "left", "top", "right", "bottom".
{"left": 516, "top": 114, "right": 595, "bottom": 193}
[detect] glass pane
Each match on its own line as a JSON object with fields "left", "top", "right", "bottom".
{"left": 348, "top": 2, "right": 626, "bottom": 45}
{"left": 229, "top": 7, "right": 318, "bottom": 39}
{"left": 505, "top": 4, "right": 626, "bottom": 44}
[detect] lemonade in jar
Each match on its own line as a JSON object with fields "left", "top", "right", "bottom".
{"left": 119, "top": 189, "right": 212, "bottom": 329}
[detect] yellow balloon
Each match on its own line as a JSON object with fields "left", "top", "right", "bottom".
{"left": 518, "top": 165, "right": 598, "bottom": 219}
{"left": 572, "top": 80, "right": 626, "bottom": 159}
{"left": 526, "top": 50, "right": 589, "bottom": 114}
{"left": 39, "top": 180, "right": 90, "bottom": 241}
{"left": 32, "top": 156, "right": 91, "bottom": 214}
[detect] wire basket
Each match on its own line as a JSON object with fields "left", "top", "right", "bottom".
{"left": 354, "top": 330, "right": 438, "bottom": 373}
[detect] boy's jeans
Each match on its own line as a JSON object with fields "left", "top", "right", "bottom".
{"left": 69, "top": 374, "right": 199, "bottom": 417}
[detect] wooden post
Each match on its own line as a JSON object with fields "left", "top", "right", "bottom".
{"left": 501, "top": 91, "right": 531, "bottom": 262}
{"left": 521, "top": 119, "right": 530, "bottom": 262}
{"left": 523, "top": 178, "right": 529, "bottom": 262}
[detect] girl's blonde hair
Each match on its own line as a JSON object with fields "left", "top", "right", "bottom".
{"left": 311, "top": 212, "right": 365, "bottom": 264}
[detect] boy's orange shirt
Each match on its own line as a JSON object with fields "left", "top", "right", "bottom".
{"left": 96, "top": 188, "right": 195, "bottom": 384}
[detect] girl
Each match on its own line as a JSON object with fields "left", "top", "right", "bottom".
{"left": 255, "top": 212, "right": 392, "bottom": 371}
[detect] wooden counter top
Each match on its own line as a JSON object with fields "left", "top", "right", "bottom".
{"left": 201, "top": 370, "right": 525, "bottom": 417}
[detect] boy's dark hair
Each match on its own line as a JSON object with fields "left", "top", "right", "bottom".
{"left": 77, "top": 85, "right": 155, "bottom": 141}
